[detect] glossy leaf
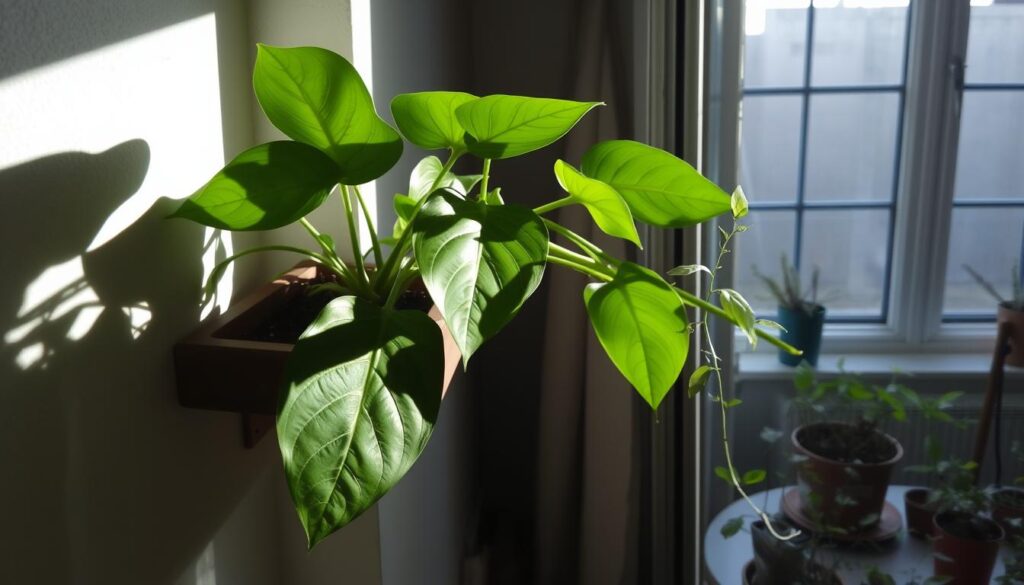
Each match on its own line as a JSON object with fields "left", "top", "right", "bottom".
{"left": 455, "top": 95, "right": 602, "bottom": 159}
{"left": 277, "top": 296, "right": 443, "bottom": 547}
{"left": 714, "top": 466, "right": 734, "bottom": 483}
{"left": 553, "top": 159, "right": 642, "bottom": 246}
{"left": 171, "top": 141, "right": 339, "bottom": 230}
{"left": 742, "top": 469, "right": 766, "bottom": 485}
{"left": 391, "top": 91, "right": 477, "bottom": 151}
{"left": 718, "top": 288, "right": 757, "bottom": 348}
{"left": 412, "top": 191, "right": 548, "bottom": 363}
{"left": 408, "top": 156, "right": 475, "bottom": 201}
{"left": 581, "top": 140, "right": 731, "bottom": 227}
{"left": 253, "top": 44, "right": 401, "bottom": 185}
{"left": 583, "top": 262, "right": 689, "bottom": 409}
{"left": 668, "top": 264, "right": 711, "bottom": 277}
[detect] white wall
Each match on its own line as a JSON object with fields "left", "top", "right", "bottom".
{"left": 0, "top": 0, "right": 477, "bottom": 583}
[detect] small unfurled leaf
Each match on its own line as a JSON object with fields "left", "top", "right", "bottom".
{"left": 485, "top": 188, "right": 504, "bottom": 205}
{"left": 390, "top": 91, "right": 477, "bottom": 151}
{"left": 731, "top": 185, "right": 749, "bottom": 219}
{"left": 172, "top": 141, "right": 339, "bottom": 230}
{"left": 584, "top": 262, "right": 690, "bottom": 409}
{"left": 742, "top": 469, "right": 766, "bottom": 485}
{"left": 253, "top": 45, "right": 401, "bottom": 184}
{"left": 714, "top": 466, "right": 734, "bottom": 483}
{"left": 409, "top": 156, "right": 470, "bottom": 200}
{"left": 456, "top": 95, "right": 602, "bottom": 159}
{"left": 688, "top": 365, "right": 714, "bottom": 398}
{"left": 582, "top": 140, "right": 731, "bottom": 227}
{"left": 718, "top": 288, "right": 757, "bottom": 348}
{"left": 668, "top": 264, "right": 711, "bottom": 277}
{"left": 760, "top": 427, "right": 784, "bottom": 444}
{"left": 721, "top": 517, "right": 744, "bottom": 539}
{"left": 724, "top": 398, "right": 743, "bottom": 408}
{"left": 755, "top": 319, "right": 787, "bottom": 332}
{"left": 553, "top": 159, "right": 642, "bottom": 246}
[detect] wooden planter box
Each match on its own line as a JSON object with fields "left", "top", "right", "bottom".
{"left": 174, "top": 263, "right": 460, "bottom": 447}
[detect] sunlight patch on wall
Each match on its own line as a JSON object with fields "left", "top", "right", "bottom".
{"left": 351, "top": 0, "right": 378, "bottom": 255}
{"left": 0, "top": 13, "right": 234, "bottom": 369}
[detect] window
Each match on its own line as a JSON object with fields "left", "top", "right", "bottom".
{"left": 733, "top": 0, "right": 1024, "bottom": 346}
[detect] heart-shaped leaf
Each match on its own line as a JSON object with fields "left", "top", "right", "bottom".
{"left": 455, "top": 95, "right": 601, "bottom": 159}
{"left": 277, "top": 296, "right": 443, "bottom": 547}
{"left": 254, "top": 44, "right": 402, "bottom": 185}
{"left": 553, "top": 159, "right": 642, "bottom": 247}
{"left": 584, "top": 262, "right": 690, "bottom": 409}
{"left": 581, "top": 140, "right": 730, "bottom": 227}
{"left": 171, "top": 141, "right": 339, "bottom": 230}
{"left": 412, "top": 191, "right": 548, "bottom": 363}
{"left": 391, "top": 91, "right": 477, "bottom": 151}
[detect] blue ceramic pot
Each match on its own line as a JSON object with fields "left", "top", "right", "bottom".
{"left": 777, "top": 304, "right": 825, "bottom": 367}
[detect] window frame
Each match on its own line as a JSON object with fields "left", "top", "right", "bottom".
{"left": 733, "top": 0, "right": 1015, "bottom": 356}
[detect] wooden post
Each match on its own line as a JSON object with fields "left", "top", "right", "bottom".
{"left": 972, "top": 321, "right": 1013, "bottom": 481}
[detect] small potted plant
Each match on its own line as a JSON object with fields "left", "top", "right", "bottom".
{"left": 753, "top": 255, "right": 825, "bottom": 367}
{"left": 930, "top": 457, "right": 1004, "bottom": 585}
{"left": 788, "top": 363, "right": 947, "bottom": 536}
{"left": 964, "top": 263, "right": 1024, "bottom": 366}
{"left": 992, "top": 441, "right": 1024, "bottom": 540}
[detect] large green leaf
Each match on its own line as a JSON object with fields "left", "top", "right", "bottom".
{"left": 391, "top": 91, "right": 477, "bottom": 151}
{"left": 277, "top": 296, "right": 443, "bottom": 547}
{"left": 553, "top": 159, "right": 641, "bottom": 247}
{"left": 583, "top": 262, "right": 690, "bottom": 409}
{"left": 253, "top": 44, "right": 402, "bottom": 185}
{"left": 455, "top": 95, "right": 601, "bottom": 159}
{"left": 581, "top": 140, "right": 730, "bottom": 227}
{"left": 412, "top": 191, "right": 548, "bottom": 362}
{"left": 171, "top": 141, "right": 339, "bottom": 230}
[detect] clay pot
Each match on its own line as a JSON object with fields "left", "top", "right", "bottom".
{"left": 904, "top": 488, "right": 938, "bottom": 538}
{"left": 792, "top": 422, "right": 903, "bottom": 534}
{"left": 993, "top": 487, "right": 1024, "bottom": 540}
{"left": 999, "top": 303, "right": 1024, "bottom": 367}
{"left": 933, "top": 511, "right": 1004, "bottom": 585}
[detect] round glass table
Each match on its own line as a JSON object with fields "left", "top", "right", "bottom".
{"left": 704, "top": 485, "right": 1009, "bottom": 585}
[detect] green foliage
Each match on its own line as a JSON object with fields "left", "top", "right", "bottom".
{"left": 753, "top": 254, "right": 821, "bottom": 315}
{"left": 170, "top": 44, "right": 792, "bottom": 547}
{"left": 581, "top": 140, "right": 731, "bottom": 227}
{"left": 720, "top": 516, "right": 745, "bottom": 538}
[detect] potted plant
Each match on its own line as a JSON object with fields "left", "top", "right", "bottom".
{"left": 753, "top": 255, "right": 825, "bottom": 367}
{"left": 788, "top": 364, "right": 933, "bottom": 535}
{"left": 170, "top": 44, "right": 798, "bottom": 547}
{"left": 964, "top": 263, "right": 1024, "bottom": 366}
{"left": 992, "top": 441, "right": 1024, "bottom": 540}
{"left": 930, "top": 457, "right": 1004, "bottom": 585}
{"left": 746, "top": 517, "right": 842, "bottom": 585}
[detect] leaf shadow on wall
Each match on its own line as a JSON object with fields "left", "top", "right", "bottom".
{"left": 0, "top": 140, "right": 272, "bottom": 583}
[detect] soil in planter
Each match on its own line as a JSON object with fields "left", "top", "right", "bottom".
{"left": 799, "top": 422, "right": 896, "bottom": 464}
{"left": 246, "top": 281, "right": 435, "bottom": 344}
{"left": 940, "top": 514, "right": 1003, "bottom": 541}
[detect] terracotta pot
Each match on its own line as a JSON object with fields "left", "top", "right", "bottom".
{"left": 174, "top": 263, "right": 460, "bottom": 446}
{"left": 792, "top": 422, "right": 903, "bottom": 534}
{"left": 933, "top": 511, "right": 1004, "bottom": 585}
{"left": 999, "top": 303, "right": 1024, "bottom": 367}
{"left": 903, "top": 488, "right": 938, "bottom": 538}
{"left": 993, "top": 487, "right": 1024, "bottom": 540}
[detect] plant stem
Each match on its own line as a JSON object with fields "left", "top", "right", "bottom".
{"left": 543, "top": 219, "right": 619, "bottom": 266}
{"left": 201, "top": 244, "right": 337, "bottom": 299}
{"left": 534, "top": 196, "right": 574, "bottom": 215}
{"left": 547, "top": 252, "right": 612, "bottom": 281}
{"left": 547, "top": 243, "right": 615, "bottom": 281}
{"left": 341, "top": 185, "right": 369, "bottom": 288}
{"left": 480, "top": 158, "right": 491, "bottom": 200}
{"left": 673, "top": 287, "right": 800, "bottom": 355}
{"left": 384, "top": 258, "right": 419, "bottom": 310}
{"left": 298, "top": 217, "right": 350, "bottom": 278}
{"left": 352, "top": 185, "right": 384, "bottom": 269}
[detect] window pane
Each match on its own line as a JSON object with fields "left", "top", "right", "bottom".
{"left": 964, "top": 1, "right": 1024, "bottom": 85}
{"left": 953, "top": 91, "right": 1024, "bottom": 201}
{"left": 744, "top": 4, "right": 808, "bottom": 88}
{"left": 734, "top": 210, "right": 797, "bottom": 315}
{"left": 799, "top": 209, "right": 890, "bottom": 318}
{"left": 943, "top": 207, "right": 1024, "bottom": 316}
{"left": 810, "top": 2, "right": 909, "bottom": 87}
{"left": 739, "top": 95, "right": 802, "bottom": 203}
{"left": 804, "top": 92, "right": 899, "bottom": 202}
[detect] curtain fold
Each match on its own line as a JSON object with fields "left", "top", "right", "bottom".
{"left": 534, "top": 0, "right": 636, "bottom": 582}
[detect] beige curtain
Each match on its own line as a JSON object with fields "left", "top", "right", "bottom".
{"left": 534, "top": 0, "right": 636, "bottom": 583}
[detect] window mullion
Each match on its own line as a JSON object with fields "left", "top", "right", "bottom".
{"left": 889, "top": 0, "right": 970, "bottom": 345}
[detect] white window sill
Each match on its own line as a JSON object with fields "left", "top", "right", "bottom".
{"left": 735, "top": 352, "right": 1024, "bottom": 380}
